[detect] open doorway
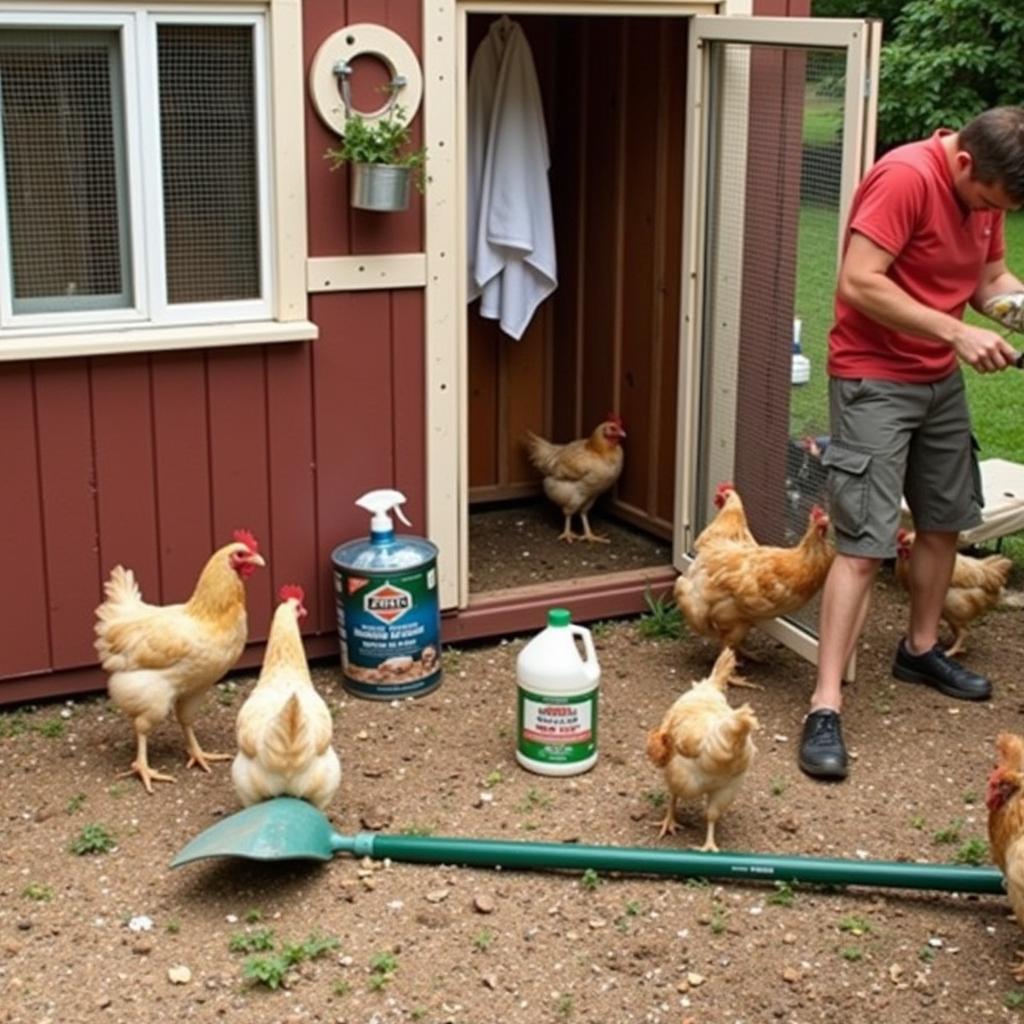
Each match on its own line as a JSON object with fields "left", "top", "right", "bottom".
{"left": 465, "top": 13, "right": 686, "bottom": 600}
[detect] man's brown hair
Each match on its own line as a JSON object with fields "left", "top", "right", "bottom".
{"left": 959, "top": 106, "right": 1024, "bottom": 204}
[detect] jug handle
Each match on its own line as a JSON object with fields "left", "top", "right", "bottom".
{"left": 570, "top": 624, "right": 598, "bottom": 671}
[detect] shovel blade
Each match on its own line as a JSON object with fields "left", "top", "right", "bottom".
{"left": 171, "top": 797, "right": 338, "bottom": 867}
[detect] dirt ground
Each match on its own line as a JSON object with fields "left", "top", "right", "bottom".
{"left": 4, "top": 526, "right": 1024, "bottom": 1023}
{"left": 468, "top": 502, "right": 672, "bottom": 593}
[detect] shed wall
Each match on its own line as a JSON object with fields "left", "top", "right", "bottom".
{"left": 0, "top": 0, "right": 809, "bottom": 704}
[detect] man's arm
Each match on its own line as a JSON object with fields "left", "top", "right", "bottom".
{"left": 838, "top": 232, "right": 1018, "bottom": 373}
{"left": 971, "top": 257, "right": 1024, "bottom": 313}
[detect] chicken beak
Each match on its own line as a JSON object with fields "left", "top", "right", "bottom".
{"left": 250, "top": 553, "right": 267, "bottom": 568}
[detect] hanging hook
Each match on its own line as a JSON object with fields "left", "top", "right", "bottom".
{"left": 333, "top": 58, "right": 408, "bottom": 120}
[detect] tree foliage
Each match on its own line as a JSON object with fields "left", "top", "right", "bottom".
{"left": 815, "top": 0, "right": 1024, "bottom": 152}
{"left": 876, "top": 0, "right": 1024, "bottom": 150}
{"left": 811, "top": 0, "right": 907, "bottom": 26}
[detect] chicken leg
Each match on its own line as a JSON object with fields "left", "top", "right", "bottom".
{"left": 944, "top": 625, "right": 967, "bottom": 659}
{"left": 579, "top": 511, "right": 610, "bottom": 544}
{"left": 656, "top": 795, "right": 680, "bottom": 839}
{"left": 699, "top": 817, "right": 719, "bottom": 853}
{"left": 120, "top": 730, "right": 175, "bottom": 793}
{"left": 558, "top": 514, "right": 583, "bottom": 543}
{"left": 176, "top": 694, "right": 230, "bottom": 773}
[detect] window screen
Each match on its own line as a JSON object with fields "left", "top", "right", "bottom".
{"left": 158, "top": 24, "right": 260, "bottom": 305}
{"left": 0, "top": 29, "right": 131, "bottom": 314}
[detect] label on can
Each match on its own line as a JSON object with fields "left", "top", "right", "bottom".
{"left": 336, "top": 566, "right": 441, "bottom": 698}
{"left": 517, "top": 687, "right": 598, "bottom": 764}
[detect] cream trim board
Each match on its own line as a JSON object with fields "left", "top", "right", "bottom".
{"left": 0, "top": 320, "right": 318, "bottom": 362}
{"left": 461, "top": 2, "right": 714, "bottom": 13}
{"left": 424, "top": 0, "right": 461, "bottom": 609}
{"left": 307, "top": 255, "right": 427, "bottom": 292}
{"left": 270, "top": 0, "right": 309, "bottom": 322}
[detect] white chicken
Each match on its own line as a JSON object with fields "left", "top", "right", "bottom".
{"left": 231, "top": 585, "right": 341, "bottom": 810}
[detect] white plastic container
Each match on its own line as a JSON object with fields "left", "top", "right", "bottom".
{"left": 791, "top": 317, "right": 810, "bottom": 386}
{"left": 516, "top": 608, "right": 600, "bottom": 776}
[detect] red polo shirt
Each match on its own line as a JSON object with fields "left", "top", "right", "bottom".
{"left": 828, "top": 130, "right": 1005, "bottom": 383}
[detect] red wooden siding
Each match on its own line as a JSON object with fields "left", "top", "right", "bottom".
{"left": 0, "top": 0, "right": 807, "bottom": 703}
{"left": 0, "top": 0, "right": 425, "bottom": 702}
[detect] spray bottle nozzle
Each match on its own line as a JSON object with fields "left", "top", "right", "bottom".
{"left": 356, "top": 489, "right": 412, "bottom": 535}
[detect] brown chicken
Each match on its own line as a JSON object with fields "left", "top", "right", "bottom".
{"left": 645, "top": 647, "right": 758, "bottom": 851}
{"left": 675, "top": 505, "right": 834, "bottom": 653}
{"left": 94, "top": 530, "right": 266, "bottom": 792}
{"left": 523, "top": 415, "right": 626, "bottom": 543}
{"left": 987, "top": 732, "right": 1024, "bottom": 978}
{"left": 232, "top": 585, "right": 341, "bottom": 810}
{"left": 895, "top": 529, "right": 1012, "bottom": 657}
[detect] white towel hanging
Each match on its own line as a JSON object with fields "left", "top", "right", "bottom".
{"left": 467, "top": 17, "right": 557, "bottom": 341}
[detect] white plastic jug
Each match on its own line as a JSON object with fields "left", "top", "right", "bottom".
{"left": 515, "top": 608, "right": 601, "bottom": 776}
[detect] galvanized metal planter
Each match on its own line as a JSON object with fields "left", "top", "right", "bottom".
{"left": 351, "top": 162, "right": 411, "bottom": 212}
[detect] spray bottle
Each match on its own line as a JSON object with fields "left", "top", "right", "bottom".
{"left": 331, "top": 489, "right": 441, "bottom": 699}
{"left": 516, "top": 609, "right": 601, "bottom": 776}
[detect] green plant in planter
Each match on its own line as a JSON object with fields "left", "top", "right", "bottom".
{"left": 325, "top": 106, "right": 427, "bottom": 193}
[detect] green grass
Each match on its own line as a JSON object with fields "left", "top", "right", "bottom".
{"left": 794, "top": 205, "right": 1024, "bottom": 565}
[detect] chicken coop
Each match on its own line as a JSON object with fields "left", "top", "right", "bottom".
{"left": 0, "top": 0, "right": 880, "bottom": 703}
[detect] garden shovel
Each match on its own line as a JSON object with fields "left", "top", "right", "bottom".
{"left": 170, "top": 796, "right": 1005, "bottom": 896}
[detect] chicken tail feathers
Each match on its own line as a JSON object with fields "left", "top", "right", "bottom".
{"left": 522, "top": 430, "right": 561, "bottom": 474}
{"left": 708, "top": 647, "right": 737, "bottom": 692}
{"left": 262, "top": 692, "right": 310, "bottom": 775}
{"left": 702, "top": 705, "right": 759, "bottom": 766}
{"left": 645, "top": 727, "right": 674, "bottom": 768}
{"left": 98, "top": 565, "right": 142, "bottom": 611}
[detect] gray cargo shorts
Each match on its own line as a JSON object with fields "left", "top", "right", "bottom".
{"left": 823, "top": 373, "right": 983, "bottom": 559}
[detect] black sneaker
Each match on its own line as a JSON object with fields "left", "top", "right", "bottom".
{"left": 891, "top": 639, "right": 992, "bottom": 701}
{"left": 798, "top": 709, "right": 848, "bottom": 780}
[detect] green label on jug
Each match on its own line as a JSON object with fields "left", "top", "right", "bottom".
{"left": 517, "top": 687, "right": 598, "bottom": 764}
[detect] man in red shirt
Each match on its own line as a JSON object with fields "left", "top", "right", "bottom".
{"left": 799, "top": 107, "right": 1024, "bottom": 781}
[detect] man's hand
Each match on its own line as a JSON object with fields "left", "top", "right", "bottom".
{"left": 983, "top": 292, "right": 1024, "bottom": 333}
{"left": 952, "top": 322, "right": 1019, "bottom": 373}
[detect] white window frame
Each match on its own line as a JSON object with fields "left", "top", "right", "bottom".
{"left": 0, "top": 0, "right": 314, "bottom": 361}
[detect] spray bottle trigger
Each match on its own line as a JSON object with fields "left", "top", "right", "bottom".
{"left": 393, "top": 503, "right": 412, "bottom": 527}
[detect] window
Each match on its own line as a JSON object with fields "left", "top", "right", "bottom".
{"left": 0, "top": 4, "right": 313, "bottom": 358}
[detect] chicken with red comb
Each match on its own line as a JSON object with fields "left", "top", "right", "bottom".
{"left": 95, "top": 531, "right": 266, "bottom": 792}
{"left": 523, "top": 416, "right": 626, "bottom": 543}
{"left": 233, "top": 587, "right": 340, "bottom": 810}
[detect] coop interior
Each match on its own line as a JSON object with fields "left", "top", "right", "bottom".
{"left": 465, "top": 13, "right": 687, "bottom": 597}
{"left": 465, "top": 12, "right": 847, "bottom": 639}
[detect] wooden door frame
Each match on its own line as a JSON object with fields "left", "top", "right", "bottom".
{"left": 424, "top": 0, "right": 729, "bottom": 613}
{"left": 676, "top": 15, "right": 880, "bottom": 670}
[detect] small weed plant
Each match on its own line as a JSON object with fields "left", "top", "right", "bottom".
{"left": 69, "top": 824, "right": 116, "bottom": 855}
{"left": 229, "top": 928, "right": 275, "bottom": 954}
{"left": 838, "top": 914, "right": 872, "bottom": 936}
{"left": 23, "top": 882, "right": 54, "bottom": 901}
{"left": 240, "top": 932, "right": 340, "bottom": 990}
{"left": 953, "top": 837, "right": 989, "bottom": 865}
{"left": 368, "top": 951, "right": 399, "bottom": 991}
{"left": 932, "top": 819, "right": 964, "bottom": 844}
{"left": 637, "top": 587, "right": 685, "bottom": 640}
{"left": 710, "top": 903, "right": 728, "bottom": 934}
{"left": 767, "top": 881, "right": 796, "bottom": 908}
{"left": 580, "top": 868, "right": 601, "bottom": 892}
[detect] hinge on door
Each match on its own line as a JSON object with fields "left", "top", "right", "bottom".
{"left": 864, "top": 75, "right": 872, "bottom": 99}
